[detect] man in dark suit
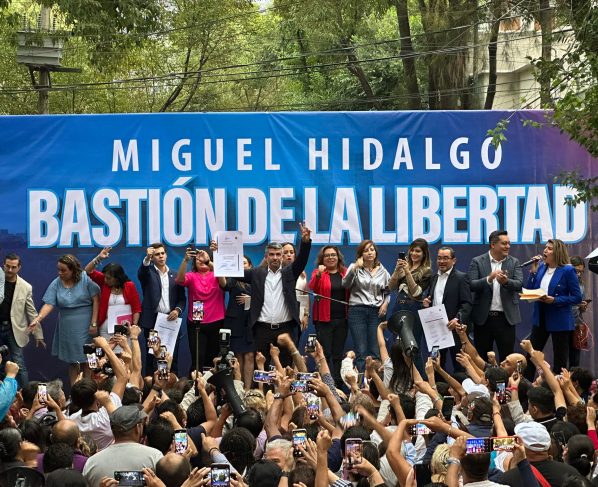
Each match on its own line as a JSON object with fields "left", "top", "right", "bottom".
{"left": 138, "top": 243, "right": 186, "bottom": 374}
{"left": 468, "top": 230, "right": 523, "bottom": 361}
{"left": 238, "top": 223, "right": 312, "bottom": 367}
{"left": 424, "top": 246, "right": 472, "bottom": 372}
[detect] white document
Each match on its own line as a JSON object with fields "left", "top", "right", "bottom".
{"left": 586, "top": 247, "right": 598, "bottom": 259}
{"left": 418, "top": 304, "right": 455, "bottom": 351}
{"left": 214, "top": 231, "right": 244, "bottom": 277}
{"left": 519, "top": 287, "right": 547, "bottom": 301}
{"left": 106, "top": 303, "right": 133, "bottom": 334}
{"left": 154, "top": 313, "right": 182, "bottom": 356}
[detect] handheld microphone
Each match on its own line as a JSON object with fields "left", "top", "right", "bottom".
{"left": 520, "top": 256, "right": 542, "bottom": 267}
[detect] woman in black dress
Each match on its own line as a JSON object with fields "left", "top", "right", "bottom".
{"left": 225, "top": 255, "right": 253, "bottom": 390}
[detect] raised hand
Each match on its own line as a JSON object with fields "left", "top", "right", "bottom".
{"left": 299, "top": 222, "right": 312, "bottom": 242}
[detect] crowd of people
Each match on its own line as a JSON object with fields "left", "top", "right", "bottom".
{"left": 0, "top": 224, "right": 596, "bottom": 487}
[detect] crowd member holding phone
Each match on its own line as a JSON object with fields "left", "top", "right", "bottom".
{"left": 388, "top": 238, "right": 432, "bottom": 375}
{"left": 0, "top": 253, "right": 45, "bottom": 388}
{"left": 308, "top": 245, "right": 349, "bottom": 388}
{"left": 524, "top": 239, "right": 581, "bottom": 379}
{"left": 34, "top": 254, "right": 100, "bottom": 386}
{"left": 176, "top": 247, "right": 226, "bottom": 372}
{"left": 342, "top": 240, "right": 390, "bottom": 371}
{"left": 84, "top": 247, "right": 142, "bottom": 343}
{"left": 282, "top": 242, "right": 310, "bottom": 333}
{"left": 138, "top": 242, "right": 186, "bottom": 375}
{"left": 224, "top": 255, "right": 254, "bottom": 390}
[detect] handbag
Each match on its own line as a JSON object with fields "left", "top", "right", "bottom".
{"left": 573, "top": 321, "right": 593, "bottom": 351}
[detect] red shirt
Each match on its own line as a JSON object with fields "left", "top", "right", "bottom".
{"left": 89, "top": 270, "right": 142, "bottom": 327}
{"left": 308, "top": 268, "right": 349, "bottom": 322}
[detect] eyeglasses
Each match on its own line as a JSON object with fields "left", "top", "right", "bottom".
{"left": 323, "top": 253, "right": 337, "bottom": 258}
{"left": 437, "top": 256, "right": 454, "bottom": 261}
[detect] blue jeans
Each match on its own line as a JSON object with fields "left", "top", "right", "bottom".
{"left": 348, "top": 305, "right": 382, "bottom": 371}
{"left": 0, "top": 322, "right": 28, "bottom": 387}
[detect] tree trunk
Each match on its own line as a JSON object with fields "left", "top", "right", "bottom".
{"left": 160, "top": 47, "right": 192, "bottom": 112}
{"left": 484, "top": 19, "right": 500, "bottom": 109}
{"left": 341, "top": 38, "right": 382, "bottom": 109}
{"left": 393, "top": 0, "right": 421, "bottom": 109}
{"left": 538, "top": 0, "right": 553, "bottom": 107}
{"left": 296, "top": 29, "right": 311, "bottom": 94}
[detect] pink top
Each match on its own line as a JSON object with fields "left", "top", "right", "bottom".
{"left": 179, "top": 271, "right": 225, "bottom": 324}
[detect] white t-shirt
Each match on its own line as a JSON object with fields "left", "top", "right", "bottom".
{"left": 68, "top": 392, "right": 122, "bottom": 451}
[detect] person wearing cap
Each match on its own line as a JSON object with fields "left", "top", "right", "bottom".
{"left": 82, "top": 405, "right": 163, "bottom": 487}
{"left": 236, "top": 223, "right": 312, "bottom": 367}
{"left": 468, "top": 230, "right": 523, "bottom": 362}
{"left": 497, "top": 422, "right": 582, "bottom": 487}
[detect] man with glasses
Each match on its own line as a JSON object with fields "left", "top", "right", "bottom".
{"left": 468, "top": 230, "right": 523, "bottom": 362}
{"left": 424, "top": 247, "right": 472, "bottom": 371}
{"left": 238, "top": 223, "right": 312, "bottom": 367}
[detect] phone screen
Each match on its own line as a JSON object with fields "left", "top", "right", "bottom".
{"left": 466, "top": 437, "right": 492, "bottom": 454}
{"left": 192, "top": 300, "right": 204, "bottom": 321}
{"left": 398, "top": 251, "right": 406, "bottom": 260}
{"left": 159, "top": 345, "right": 167, "bottom": 359}
{"left": 441, "top": 396, "right": 455, "bottom": 420}
{"left": 409, "top": 423, "right": 431, "bottom": 435}
{"left": 306, "top": 393, "right": 320, "bottom": 419}
{"left": 174, "top": 429, "right": 188, "bottom": 454}
{"left": 296, "top": 372, "right": 315, "bottom": 381}
{"left": 148, "top": 330, "right": 159, "bottom": 347}
{"left": 253, "top": 370, "right": 274, "bottom": 384}
{"left": 292, "top": 429, "right": 307, "bottom": 457}
{"left": 290, "top": 380, "right": 308, "bottom": 393}
{"left": 211, "top": 464, "right": 230, "bottom": 487}
{"left": 431, "top": 346, "right": 439, "bottom": 360}
{"left": 516, "top": 360, "right": 523, "bottom": 374}
{"left": 157, "top": 360, "right": 168, "bottom": 380}
{"left": 492, "top": 436, "right": 517, "bottom": 451}
{"left": 114, "top": 471, "right": 144, "bottom": 486}
{"left": 305, "top": 334, "right": 317, "bottom": 353}
{"left": 496, "top": 381, "right": 507, "bottom": 404}
{"left": 345, "top": 438, "right": 363, "bottom": 465}
{"left": 87, "top": 353, "right": 98, "bottom": 370}
{"left": 37, "top": 383, "right": 47, "bottom": 403}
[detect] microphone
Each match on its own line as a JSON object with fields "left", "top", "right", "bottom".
{"left": 520, "top": 256, "right": 542, "bottom": 267}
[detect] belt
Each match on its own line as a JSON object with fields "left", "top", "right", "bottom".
{"left": 256, "top": 320, "right": 293, "bottom": 330}
{"left": 488, "top": 311, "right": 505, "bottom": 317}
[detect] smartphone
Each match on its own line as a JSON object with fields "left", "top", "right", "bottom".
{"left": 114, "top": 471, "right": 145, "bottom": 486}
{"left": 102, "top": 363, "right": 114, "bottom": 376}
{"left": 159, "top": 345, "right": 167, "bottom": 360}
{"left": 290, "top": 380, "right": 308, "bottom": 393}
{"left": 305, "top": 334, "right": 317, "bottom": 353}
{"left": 492, "top": 436, "right": 517, "bottom": 451}
{"left": 408, "top": 423, "right": 432, "bottom": 435}
{"left": 345, "top": 438, "right": 363, "bottom": 466}
{"left": 114, "top": 324, "right": 128, "bottom": 335}
{"left": 87, "top": 353, "right": 99, "bottom": 370}
{"left": 553, "top": 431, "right": 566, "bottom": 448}
{"left": 292, "top": 429, "right": 307, "bottom": 457}
{"left": 210, "top": 464, "right": 230, "bottom": 487}
{"left": 516, "top": 360, "right": 523, "bottom": 375}
{"left": 148, "top": 330, "right": 159, "bottom": 347}
{"left": 174, "top": 429, "right": 188, "bottom": 455}
{"left": 253, "top": 370, "right": 274, "bottom": 384}
{"left": 83, "top": 343, "right": 95, "bottom": 354}
{"left": 296, "top": 372, "right": 315, "bottom": 381}
{"left": 187, "top": 246, "right": 198, "bottom": 256}
{"left": 202, "top": 366, "right": 212, "bottom": 374}
{"left": 157, "top": 360, "right": 169, "bottom": 380}
{"left": 466, "top": 437, "right": 492, "bottom": 454}
{"left": 37, "top": 383, "right": 47, "bottom": 403}
{"left": 441, "top": 396, "right": 455, "bottom": 421}
{"left": 306, "top": 393, "right": 320, "bottom": 420}
{"left": 398, "top": 251, "right": 406, "bottom": 261}
{"left": 96, "top": 347, "right": 105, "bottom": 358}
{"left": 192, "top": 300, "right": 204, "bottom": 321}
{"left": 431, "top": 345, "right": 440, "bottom": 360}
{"left": 496, "top": 381, "right": 508, "bottom": 404}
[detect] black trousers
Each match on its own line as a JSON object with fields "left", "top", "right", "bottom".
{"left": 187, "top": 320, "right": 223, "bottom": 373}
{"left": 473, "top": 312, "right": 516, "bottom": 362}
{"left": 315, "top": 319, "right": 348, "bottom": 388}
{"left": 253, "top": 321, "right": 295, "bottom": 368}
{"left": 524, "top": 321, "right": 571, "bottom": 381}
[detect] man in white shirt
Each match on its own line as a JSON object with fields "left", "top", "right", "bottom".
{"left": 424, "top": 247, "right": 472, "bottom": 372}
{"left": 468, "top": 230, "right": 523, "bottom": 361}
{"left": 238, "top": 223, "right": 312, "bottom": 367}
{"left": 83, "top": 404, "right": 163, "bottom": 487}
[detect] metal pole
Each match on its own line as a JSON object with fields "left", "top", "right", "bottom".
{"left": 38, "top": 6, "right": 51, "bottom": 114}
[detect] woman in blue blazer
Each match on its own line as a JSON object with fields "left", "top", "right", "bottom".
{"left": 524, "top": 239, "right": 581, "bottom": 380}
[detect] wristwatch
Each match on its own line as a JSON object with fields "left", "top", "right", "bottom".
{"left": 274, "top": 392, "right": 292, "bottom": 400}
{"left": 90, "top": 322, "right": 97, "bottom": 328}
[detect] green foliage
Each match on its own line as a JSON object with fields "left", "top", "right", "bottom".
{"left": 487, "top": 119, "right": 509, "bottom": 149}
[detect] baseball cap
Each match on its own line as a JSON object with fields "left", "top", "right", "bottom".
{"left": 462, "top": 378, "right": 490, "bottom": 397}
{"left": 110, "top": 404, "right": 147, "bottom": 432}
{"left": 514, "top": 422, "right": 551, "bottom": 451}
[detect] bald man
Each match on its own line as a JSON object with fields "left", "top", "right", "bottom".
{"left": 156, "top": 452, "right": 192, "bottom": 487}
{"left": 37, "top": 419, "right": 88, "bottom": 473}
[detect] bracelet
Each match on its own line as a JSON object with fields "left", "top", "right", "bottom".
{"left": 447, "top": 426, "right": 453, "bottom": 437}
{"left": 447, "top": 457, "right": 461, "bottom": 466}
{"left": 493, "top": 412, "right": 501, "bottom": 416}
{"left": 209, "top": 447, "right": 220, "bottom": 456}
{"left": 291, "top": 350, "right": 301, "bottom": 356}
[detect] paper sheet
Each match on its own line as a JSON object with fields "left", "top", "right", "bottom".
{"left": 519, "top": 287, "right": 547, "bottom": 301}
{"left": 154, "top": 312, "right": 182, "bottom": 356}
{"left": 214, "top": 231, "right": 244, "bottom": 277}
{"left": 418, "top": 304, "right": 455, "bottom": 351}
